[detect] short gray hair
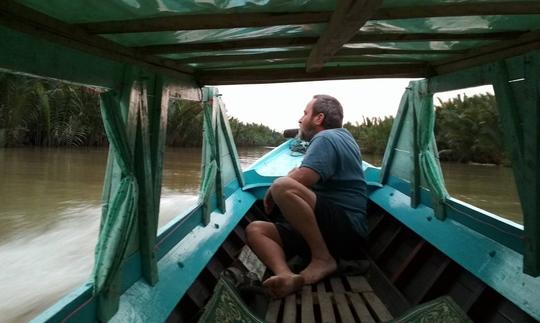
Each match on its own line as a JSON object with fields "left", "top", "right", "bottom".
{"left": 312, "top": 94, "right": 343, "bottom": 129}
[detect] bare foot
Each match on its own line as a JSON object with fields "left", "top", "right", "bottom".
{"left": 300, "top": 256, "right": 337, "bottom": 285}
{"left": 263, "top": 274, "right": 304, "bottom": 299}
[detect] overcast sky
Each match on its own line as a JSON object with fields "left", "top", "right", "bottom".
{"left": 217, "top": 79, "right": 493, "bottom": 132}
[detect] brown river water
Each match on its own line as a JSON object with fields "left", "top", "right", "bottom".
{"left": 0, "top": 147, "right": 521, "bottom": 322}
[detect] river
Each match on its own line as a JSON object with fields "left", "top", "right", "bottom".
{"left": 0, "top": 146, "right": 521, "bottom": 322}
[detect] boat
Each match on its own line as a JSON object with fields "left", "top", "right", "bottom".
{"left": 1, "top": 0, "right": 539, "bottom": 322}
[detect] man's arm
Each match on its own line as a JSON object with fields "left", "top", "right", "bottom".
{"left": 263, "top": 167, "right": 320, "bottom": 214}
{"left": 287, "top": 167, "right": 320, "bottom": 188}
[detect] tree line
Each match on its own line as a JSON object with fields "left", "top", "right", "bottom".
{"left": 0, "top": 73, "right": 509, "bottom": 164}
{"left": 344, "top": 93, "right": 508, "bottom": 165}
{"left": 0, "top": 73, "right": 282, "bottom": 148}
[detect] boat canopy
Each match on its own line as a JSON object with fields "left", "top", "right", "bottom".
{"left": 2, "top": 1, "right": 540, "bottom": 85}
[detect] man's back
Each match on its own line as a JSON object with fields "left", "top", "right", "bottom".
{"left": 300, "top": 128, "right": 368, "bottom": 237}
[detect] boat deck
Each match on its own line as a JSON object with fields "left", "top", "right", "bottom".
{"left": 167, "top": 202, "right": 537, "bottom": 323}
{"left": 265, "top": 275, "right": 393, "bottom": 323}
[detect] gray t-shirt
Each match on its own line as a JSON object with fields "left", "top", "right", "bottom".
{"left": 300, "top": 128, "right": 368, "bottom": 237}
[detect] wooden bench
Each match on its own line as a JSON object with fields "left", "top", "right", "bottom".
{"left": 265, "top": 275, "right": 393, "bottom": 323}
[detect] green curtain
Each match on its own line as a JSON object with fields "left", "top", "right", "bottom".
{"left": 412, "top": 81, "right": 449, "bottom": 218}
{"left": 92, "top": 90, "right": 139, "bottom": 319}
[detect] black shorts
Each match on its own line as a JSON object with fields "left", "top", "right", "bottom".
{"left": 274, "top": 195, "right": 366, "bottom": 261}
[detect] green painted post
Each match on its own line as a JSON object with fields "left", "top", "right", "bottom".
{"left": 94, "top": 69, "right": 141, "bottom": 321}
{"left": 218, "top": 98, "right": 245, "bottom": 188}
{"left": 379, "top": 89, "right": 409, "bottom": 185}
{"left": 493, "top": 56, "right": 540, "bottom": 276}
{"left": 134, "top": 77, "right": 159, "bottom": 286}
{"left": 200, "top": 87, "right": 219, "bottom": 225}
{"left": 410, "top": 89, "right": 421, "bottom": 208}
{"left": 212, "top": 96, "right": 226, "bottom": 213}
{"left": 522, "top": 54, "right": 540, "bottom": 276}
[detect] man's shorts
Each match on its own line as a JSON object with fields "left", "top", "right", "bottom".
{"left": 273, "top": 195, "right": 366, "bottom": 261}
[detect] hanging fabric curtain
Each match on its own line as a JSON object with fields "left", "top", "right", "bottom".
{"left": 412, "top": 81, "right": 449, "bottom": 219}
{"left": 92, "top": 90, "right": 139, "bottom": 319}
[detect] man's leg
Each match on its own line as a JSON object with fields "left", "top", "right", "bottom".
{"left": 270, "top": 177, "right": 337, "bottom": 285}
{"left": 246, "top": 221, "right": 304, "bottom": 298}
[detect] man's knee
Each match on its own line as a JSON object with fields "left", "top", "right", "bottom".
{"left": 246, "top": 221, "right": 280, "bottom": 246}
{"left": 271, "top": 176, "right": 299, "bottom": 198}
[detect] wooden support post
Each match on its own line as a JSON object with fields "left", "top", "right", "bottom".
{"left": 521, "top": 54, "right": 540, "bottom": 276}
{"left": 212, "top": 97, "right": 226, "bottom": 214}
{"left": 306, "top": 0, "right": 383, "bottom": 72}
{"left": 380, "top": 89, "right": 409, "bottom": 184}
{"left": 411, "top": 91, "right": 421, "bottom": 208}
{"left": 218, "top": 98, "right": 246, "bottom": 188}
{"left": 94, "top": 68, "right": 141, "bottom": 321}
{"left": 492, "top": 56, "right": 540, "bottom": 276}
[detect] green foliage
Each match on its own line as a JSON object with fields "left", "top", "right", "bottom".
{"left": 435, "top": 93, "right": 507, "bottom": 164}
{"left": 0, "top": 72, "right": 282, "bottom": 148}
{"left": 166, "top": 99, "right": 203, "bottom": 147}
{"left": 165, "top": 99, "right": 283, "bottom": 147}
{"left": 0, "top": 73, "right": 105, "bottom": 147}
{"left": 344, "top": 116, "right": 394, "bottom": 155}
{"left": 228, "top": 116, "right": 283, "bottom": 147}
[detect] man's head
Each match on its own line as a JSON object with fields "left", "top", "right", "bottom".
{"left": 298, "top": 94, "right": 343, "bottom": 141}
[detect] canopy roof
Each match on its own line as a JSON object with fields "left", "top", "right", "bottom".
{"left": 2, "top": 0, "right": 540, "bottom": 85}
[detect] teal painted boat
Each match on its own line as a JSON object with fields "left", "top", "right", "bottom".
{"left": 1, "top": 0, "right": 539, "bottom": 322}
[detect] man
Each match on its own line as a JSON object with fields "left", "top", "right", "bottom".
{"left": 246, "top": 94, "right": 368, "bottom": 298}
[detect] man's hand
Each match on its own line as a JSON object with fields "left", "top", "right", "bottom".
{"left": 287, "top": 167, "right": 298, "bottom": 176}
{"left": 263, "top": 188, "right": 275, "bottom": 215}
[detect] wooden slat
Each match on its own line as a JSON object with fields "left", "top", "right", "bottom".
{"left": 135, "top": 31, "right": 520, "bottom": 54}
{"left": 390, "top": 240, "right": 426, "bottom": 283}
{"left": 306, "top": 0, "right": 383, "bottom": 72}
{"left": 283, "top": 294, "right": 297, "bottom": 323}
{"left": 80, "top": 11, "right": 331, "bottom": 34}
{"left": 409, "top": 254, "right": 451, "bottom": 304}
{"left": 317, "top": 281, "right": 336, "bottom": 323}
{"left": 265, "top": 299, "right": 282, "bottom": 323}
{"left": 366, "top": 260, "right": 410, "bottom": 315}
{"left": 363, "top": 291, "right": 394, "bottom": 321}
{"left": 347, "top": 293, "right": 376, "bottom": 323}
{"left": 371, "top": 226, "right": 402, "bottom": 260}
{"left": 176, "top": 48, "right": 462, "bottom": 64}
{"left": 372, "top": 1, "right": 540, "bottom": 20}
{"left": 301, "top": 286, "right": 315, "bottom": 323}
{"left": 0, "top": 1, "right": 193, "bottom": 80}
{"left": 197, "top": 64, "right": 428, "bottom": 85}
{"left": 186, "top": 280, "right": 210, "bottom": 308}
{"left": 329, "top": 278, "right": 355, "bottom": 323}
{"left": 435, "top": 31, "right": 540, "bottom": 74}
{"left": 346, "top": 276, "right": 372, "bottom": 293}
{"left": 78, "top": 2, "right": 540, "bottom": 34}
{"left": 206, "top": 256, "right": 226, "bottom": 279}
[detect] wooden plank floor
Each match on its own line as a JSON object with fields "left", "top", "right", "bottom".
{"left": 265, "top": 275, "right": 393, "bottom": 323}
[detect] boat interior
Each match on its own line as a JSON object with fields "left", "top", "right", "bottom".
{"left": 1, "top": 0, "right": 539, "bottom": 322}
{"left": 168, "top": 199, "right": 537, "bottom": 323}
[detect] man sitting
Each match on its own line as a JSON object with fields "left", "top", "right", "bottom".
{"left": 246, "top": 94, "right": 368, "bottom": 298}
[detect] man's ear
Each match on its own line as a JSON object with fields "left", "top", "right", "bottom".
{"left": 314, "top": 113, "right": 325, "bottom": 126}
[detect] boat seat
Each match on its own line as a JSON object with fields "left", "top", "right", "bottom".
{"left": 265, "top": 275, "right": 392, "bottom": 323}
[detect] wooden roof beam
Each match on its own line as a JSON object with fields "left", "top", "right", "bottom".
{"left": 372, "top": 1, "right": 540, "bottom": 20}
{"left": 176, "top": 48, "right": 464, "bottom": 64}
{"left": 78, "top": 2, "right": 540, "bottom": 34}
{"left": 306, "top": 0, "right": 383, "bottom": 72}
{"left": 197, "top": 63, "right": 429, "bottom": 85}
{"left": 79, "top": 12, "right": 331, "bottom": 34}
{"left": 135, "top": 32, "right": 520, "bottom": 55}
{"left": 434, "top": 30, "right": 540, "bottom": 74}
{"left": 0, "top": 1, "right": 193, "bottom": 79}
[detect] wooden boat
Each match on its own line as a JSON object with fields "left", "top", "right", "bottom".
{"left": 1, "top": 0, "right": 539, "bottom": 322}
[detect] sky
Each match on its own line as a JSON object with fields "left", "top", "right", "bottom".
{"left": 217, "top": 79, "right": 493, "bottom": 132}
